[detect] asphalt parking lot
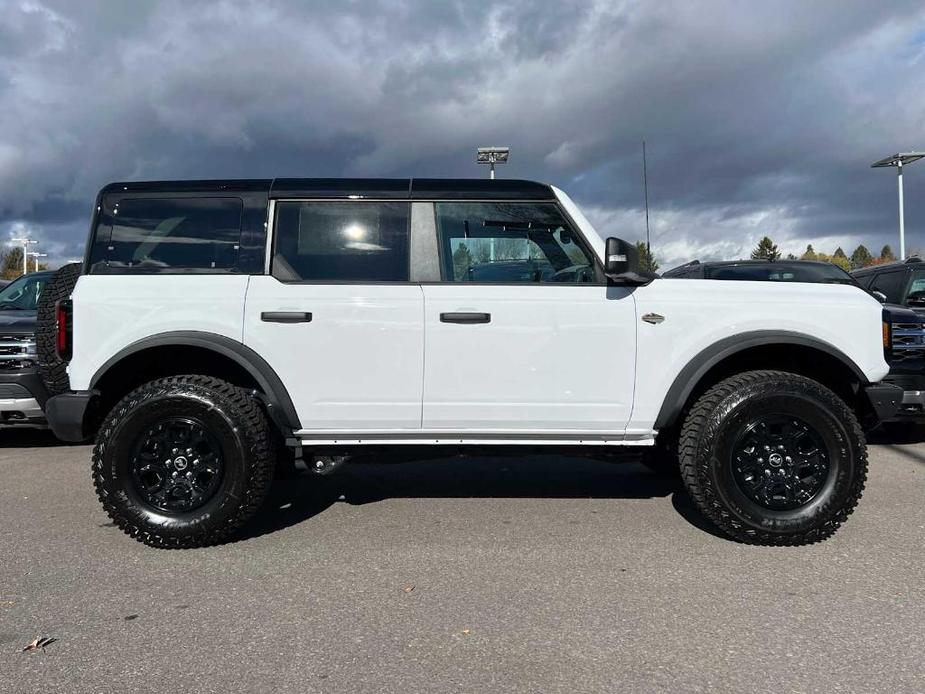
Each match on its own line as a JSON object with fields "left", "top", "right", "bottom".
{"left": 2, "top": 429, "right": 924, "bottom": 693}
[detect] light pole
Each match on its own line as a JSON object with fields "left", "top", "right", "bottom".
{"left": 28, "top": 251, "right": 47, "bottom": 273}
{"left": 872, "top": 152, "right": 924, "bottom": 260}
{"left": 477, "top": 147, "right": 510, "bottom": 180}
{"left": 10, "top": 237, "right": 37, "bottom": 275}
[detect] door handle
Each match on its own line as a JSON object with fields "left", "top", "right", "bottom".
{"left": 440, "top": 312, "right": 491, "bottom": 324}
{"left": 261, "top": 311, "right": 312, "bottom": 323}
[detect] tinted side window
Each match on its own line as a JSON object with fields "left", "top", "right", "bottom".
{"left": 870, "top": 271, "right": 906, "bottom": 304}
{"left": 273, "top": 201, "right": 410, "bottom": 282}
{"left": 435, "top": 202, "right": 598, "bottom": 283}
{"left": 853, "top": 273, "right": 874, "bottom": 289}
{"left": 91, "top": 197, "right": 243, "bottom": 272}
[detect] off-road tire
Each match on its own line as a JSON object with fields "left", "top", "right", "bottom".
{"left": 35, "top": 262, "right": 82, "bottom": 395}
{"left": 92, "top": 375, "right": 275, "bottom": 548}
{"left": 678, "top": 370, "right": 867, "bottom": 546}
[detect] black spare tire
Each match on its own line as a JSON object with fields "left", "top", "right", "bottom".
{"left": 35, "top": 262, "right": 82, "bottom": 395}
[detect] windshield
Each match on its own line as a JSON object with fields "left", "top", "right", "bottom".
{"left": 0, "top": 273, "right": 49, "bottom": 310}
{"left": 705, "top": 263, "right": 859, "bottom": 286}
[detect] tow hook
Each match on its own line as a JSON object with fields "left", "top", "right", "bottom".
{"left": 309, "top": 454, "right": 348, "bottom": 475}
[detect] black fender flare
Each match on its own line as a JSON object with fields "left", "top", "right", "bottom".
{"left": 654, "top": 330, "right": 870, "bottom": 430}
{"left": 90, "top": 331, "right": 300, "bottom": 432}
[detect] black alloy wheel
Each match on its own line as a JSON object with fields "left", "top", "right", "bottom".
{"left": 730, "top": 414, "right": 830, "bottom": 511}
{"left": 130, "top": 418, "right": 225, "bottom": 513}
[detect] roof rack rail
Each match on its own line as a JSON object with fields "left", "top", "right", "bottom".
{"left": 905, "top": 257, "right": 922, "bottom": 263}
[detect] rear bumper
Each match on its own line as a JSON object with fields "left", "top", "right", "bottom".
{"left": 863, "top": 382, "right": 904, "bottom": 423}
{"left": 45, "top": 390, "right": 98, "bottom": 442}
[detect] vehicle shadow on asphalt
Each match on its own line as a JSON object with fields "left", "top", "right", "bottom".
{"left": 0, "top": 428, "right": 71, "bottom": 448}
{"left": 241, "top": 453, "right": 727, "bottom": 542}
{"left": 867, "top": 422, "right": 925, "bottom": 447}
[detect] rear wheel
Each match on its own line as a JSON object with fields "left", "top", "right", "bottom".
{"left": 92, "top": 375, "right": 275, "bottom": 548}
{"left": 678, "top": 370, "right": 867, "bottom": 545}
{"left": 36, "top": 262, "right": 82, "bottom": 395}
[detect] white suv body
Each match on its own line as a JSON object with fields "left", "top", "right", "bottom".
{"left": 42, "top": 178, "right": 898, "bottom": 547}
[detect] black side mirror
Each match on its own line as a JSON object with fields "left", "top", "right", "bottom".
{"left": 906, "top": 291, "right": 925, "bottom": 307}
{"left": 604, "top": 237, "right": 652, "bottom": 286}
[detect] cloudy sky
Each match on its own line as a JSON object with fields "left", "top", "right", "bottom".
{"left": 1, "top": 0, "right": 924, "bottom": 268}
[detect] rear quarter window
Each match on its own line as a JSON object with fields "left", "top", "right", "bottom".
{"left": 89, "top": 197, "right": 243, "bottom": 273}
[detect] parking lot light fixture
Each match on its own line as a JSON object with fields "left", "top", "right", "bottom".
{"left": 477, "top": 147, "right": 510, "bottom": 180}
{"left": 872, "top": 152, "right": 924, "bottom": 261}
{"left": 10, "top": 237, "right": 37, "bottom": 275}
{"left": 28, "top": 251, "right": 47, "bottom": 273}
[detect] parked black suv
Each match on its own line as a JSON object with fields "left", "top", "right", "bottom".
{"left": 664, "top": 259, "right": 925, "bottom": 420}
{"left": 0, "top": 271, "right": 55, "bottom": 426}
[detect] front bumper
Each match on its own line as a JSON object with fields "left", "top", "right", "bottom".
{"left": 44, "top": 390, "right": 98, "bottom": 442}
{"left": 880, "top": 374, "right": 925, "bottom": 420}
{"left": 863, "top": 382, "right": 904, "bottom": 423}
{"left": 0, "top": 370, "right": 48, "bottom": 426}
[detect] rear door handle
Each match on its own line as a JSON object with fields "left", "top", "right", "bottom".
{"left": 440, "top": 312, "right": 491, "bottom": 324}
{"left": 261, "top": 311, "right": 312, "bottom": 323}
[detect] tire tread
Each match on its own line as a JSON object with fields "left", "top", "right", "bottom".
{"left": 678, "top": 369, "right": 867, "bottom": 546}
{"left": 91, "top": 375, "right": 274, "bottom": 548}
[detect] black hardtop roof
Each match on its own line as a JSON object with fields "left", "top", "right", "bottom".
{"left": 99, "top": 178, "right": 556, "bottom": 200}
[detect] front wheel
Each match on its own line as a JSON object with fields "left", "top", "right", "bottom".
{"left": 92, "top": 375, "right": 275, "bottom": 548}
{"left": 678, "top": 370, "right": 867, "bottom": 546}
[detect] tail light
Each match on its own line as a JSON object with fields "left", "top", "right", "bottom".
{"left": 55, "top": 299, "right": 72, "bottom": 361}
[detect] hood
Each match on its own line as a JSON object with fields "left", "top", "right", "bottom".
{"left": 0, "top": 309, "right": 37, "bottom": 334}
{"left": 882, "top": 303, "right": 923, "bottom": 323}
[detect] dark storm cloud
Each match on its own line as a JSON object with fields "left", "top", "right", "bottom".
{"left": 1, "top": 0, "right": 924, "bottom": 266}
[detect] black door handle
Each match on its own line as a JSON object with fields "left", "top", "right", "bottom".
{"left": 261, "top": 311, "right": 312, "bottom": 323}
{"left": 440, "top": 312, "right": 491, "bottom": 324}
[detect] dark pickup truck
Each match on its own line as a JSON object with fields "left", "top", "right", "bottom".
{"left": 663, "top": 259, "right": 924, "bottom": 421}
{"left": 851, "top": 258, "right": 925, "bottom": 417}
{"left": 0, "top": 271, "right": 55, "bottom": 426}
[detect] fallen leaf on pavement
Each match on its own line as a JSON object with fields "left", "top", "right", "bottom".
{"left": 22, "top": 637, "right": 56, "bottom": 653}
{"left": 461, "top": 629, "right": 471, "bottom": 636}
{"left": 403, "top": 585, "right": 414, "bottom": 593}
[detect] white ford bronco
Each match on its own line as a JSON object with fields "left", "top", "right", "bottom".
{"left": 39, "top": 178, "right": 901, "bottom": 548}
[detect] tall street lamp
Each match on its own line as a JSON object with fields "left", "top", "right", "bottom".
{"left": 872, "top": 152, "right": 924, "bottom": 260}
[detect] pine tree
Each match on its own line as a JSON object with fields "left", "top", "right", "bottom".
{"left": 833, "top": 247, "right": 846, "bottom": 259}
{"left": 634, "top": 241, "right": 659, "bottom": 273}
{"left": 801, "top": 244, "right": 817, "bottom": 261}
{"left": 751, "top": 236, "right": 780, "bottom": 261}
{"left": 850, "top": 245, "right": 873, "bottom": 269}
{"left": 880, "top": 245, "right": 895, "bottom": 262}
